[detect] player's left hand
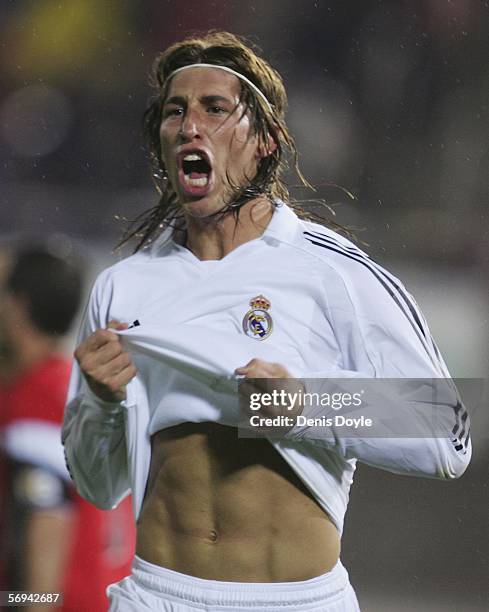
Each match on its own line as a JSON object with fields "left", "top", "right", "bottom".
{"left": 234, "top": 358, "right": 304, "bottom": 421}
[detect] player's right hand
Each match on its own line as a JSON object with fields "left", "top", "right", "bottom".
{"left": 74, "top": 320, "right": 137, "bottom": 403}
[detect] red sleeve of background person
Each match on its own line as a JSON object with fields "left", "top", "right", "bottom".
{"left": 1, "top": 356, "right": 70, "bottom": 425}
{"left": 0, "top": 356, "right": 135, "bottom": 611}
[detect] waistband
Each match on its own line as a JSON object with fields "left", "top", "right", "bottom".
{"left": 131, "top": 555, "right": 351, "bottom": 607}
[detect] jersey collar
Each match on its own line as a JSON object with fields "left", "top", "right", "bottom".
{"left": 150, "top": 200, "right": 300, "bottom": 257}
{"left": 261, "top": 200, "right": 301, "bottom": 245}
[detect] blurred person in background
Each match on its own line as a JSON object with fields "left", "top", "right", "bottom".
{"left": 63, "top": 31, "right": 471, "bottom": 611}
{"left": 0, "top": 245, "right": 135, "bottom": 611}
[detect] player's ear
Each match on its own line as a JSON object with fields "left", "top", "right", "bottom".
{"left": 256, "top": 132, "right": 278, "bottom": 160}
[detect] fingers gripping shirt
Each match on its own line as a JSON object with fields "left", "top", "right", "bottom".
{"left": 62, "top": 203, "right": 471, "bottom": 534}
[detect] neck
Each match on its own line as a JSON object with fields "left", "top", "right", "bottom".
{"left": 184, "top": 198, "right": 274, "bottom": 261}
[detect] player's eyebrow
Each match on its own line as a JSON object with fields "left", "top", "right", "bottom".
{"left": 163, "top": 96, "right": 186, "bottom": 107}
{"left": 200, "top": 95, "right": 234, "bottom": 106}
{"left": 164, "top": 94, "right": 235, "bottom": 107}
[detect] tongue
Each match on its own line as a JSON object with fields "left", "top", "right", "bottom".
{"left": 189, "top": 172, "right": 208, "bottom": 179}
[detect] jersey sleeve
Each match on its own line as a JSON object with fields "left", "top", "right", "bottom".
{"left": 61, "top": 270, "right": 131, "bottom": 509}
{"left": 287, "top": 256, "right": 471, "bottom": 480}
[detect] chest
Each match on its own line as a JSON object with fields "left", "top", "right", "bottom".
{"left": 110, "top": 246, "right": 340, "bottom": 372}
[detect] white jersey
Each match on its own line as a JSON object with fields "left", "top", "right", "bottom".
{"left": 62, "top": 202, "right": 471, "bottom": 534}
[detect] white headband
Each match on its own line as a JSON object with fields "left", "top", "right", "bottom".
{"left": 167, "top": 63, "right": 273, "bottom": 112}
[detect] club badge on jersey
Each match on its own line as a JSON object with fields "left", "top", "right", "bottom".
{"left": 242, "top": 295, "right": 273, "bottom": 340}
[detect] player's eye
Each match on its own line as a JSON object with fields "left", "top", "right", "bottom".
{"left": 207, "top": 106, "right": 227, "bottom": 115}
{"left": 163, "top": 107, "right": 184, "bottom": 118}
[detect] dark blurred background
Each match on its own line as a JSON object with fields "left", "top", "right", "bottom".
{"left": 1, "top": 1, "right": 488, "bottom": 609}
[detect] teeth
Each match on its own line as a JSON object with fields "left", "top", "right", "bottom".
{"left": 184, "top": 175, "right": 209, "bottom": 187}
{"left": 183, "top": 153, "right": 203, "bottom": 161}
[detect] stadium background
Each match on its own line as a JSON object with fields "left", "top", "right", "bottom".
{"left": 1, "top": 1, "right": 487, "bottom": 609}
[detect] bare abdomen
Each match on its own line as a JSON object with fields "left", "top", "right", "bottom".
{"left": 136, "top": 422, "right": 340, "bottom": 582}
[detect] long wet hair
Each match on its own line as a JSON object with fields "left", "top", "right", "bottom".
{"left": 119, "top": 31, "right": 340, "bottom": 252}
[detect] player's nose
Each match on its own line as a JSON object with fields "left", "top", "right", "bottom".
{"left": 178, "top": 108, "right": 202, "bottom": 141}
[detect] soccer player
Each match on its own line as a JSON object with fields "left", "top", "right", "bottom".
{"left": 0, "top": 247, "right": 135, "bottom": 611}
{"left": 62, "top": 32, "right": 471, "bottom": 611}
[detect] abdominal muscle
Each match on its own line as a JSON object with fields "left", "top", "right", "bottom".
{"left": 136, "top": 422, "right": 340, "bottom": 582}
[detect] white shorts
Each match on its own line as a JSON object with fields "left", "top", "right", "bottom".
{"left": 107, "top": 555, "right": 360, "bottom": 611}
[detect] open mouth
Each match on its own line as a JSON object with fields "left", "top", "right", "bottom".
{"left": 178, "top": 151, "right": 213, "bottom": 196}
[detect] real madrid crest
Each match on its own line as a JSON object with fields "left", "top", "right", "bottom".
{"left": 242, "top": 295, "right": 273, "bottom": 340}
